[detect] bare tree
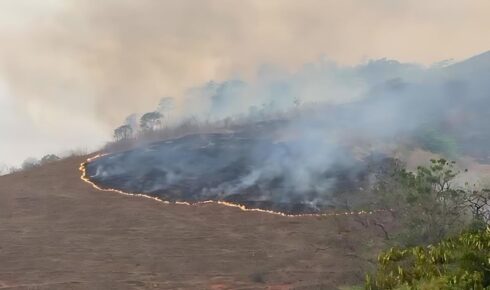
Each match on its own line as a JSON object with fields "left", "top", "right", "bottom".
{"left": 466, "top": 189, "right": 490, "bottom": 225}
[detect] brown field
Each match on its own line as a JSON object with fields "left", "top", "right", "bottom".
{"left": 0, "top": 156, "right": 391, "bottom": 289}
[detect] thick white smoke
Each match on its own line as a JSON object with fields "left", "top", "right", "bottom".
{"left": 88, "top": 51, "right": 490, "bottom": 212}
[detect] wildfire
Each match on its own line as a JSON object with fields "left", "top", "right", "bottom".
{"left": 80, "top": 154, "right": 390, "bottom": 218}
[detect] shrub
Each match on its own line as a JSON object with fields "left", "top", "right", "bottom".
{"left": 366, "top": 227, "right": 490, "bottom": 290}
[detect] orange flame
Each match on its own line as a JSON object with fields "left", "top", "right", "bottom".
{"left": 80, "top": 154, "right": 391, "bottom": 218}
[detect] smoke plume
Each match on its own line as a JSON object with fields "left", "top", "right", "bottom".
{"left": 2, "top": 0, "right": 490, "bottom": 165}
{"left": 85, "top": 52, "right": 490, "bottom": 213}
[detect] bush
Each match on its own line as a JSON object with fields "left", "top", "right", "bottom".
{"left": 366, "top": 227, "right": 490, "bottom": 290}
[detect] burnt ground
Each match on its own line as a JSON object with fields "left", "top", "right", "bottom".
{"left": 0, "top": 156, "right": 393, "bottom": 289}
{"left": 86, "top": 133, "right": 373, "bottom": 214}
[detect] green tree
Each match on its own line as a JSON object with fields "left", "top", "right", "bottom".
{"left": 375, "top": 159, "right": 470, "bottom": 245}
{"left": 114, "top": 124, "right": 133, "bottom": 141}
{"left": 140, "top": 111, "right": 162, "bottom": 132}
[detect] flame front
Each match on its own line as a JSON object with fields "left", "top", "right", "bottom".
{"left": 79, "top": 154, "right": 390, "bottom": 218}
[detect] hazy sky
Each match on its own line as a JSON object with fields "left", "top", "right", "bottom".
{"left": 1, "top": 0, "right": 490, "bottom": 166}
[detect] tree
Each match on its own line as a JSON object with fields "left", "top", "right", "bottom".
{"left": 365, "top": 160, "right": 490, "bottom": 289}
{"left": 40, "top": 154, "right": 60, "bottom": 164}
{"left": 140, "top": 111, "right": 162, "bottom": 132}
{"left": 114, "top": 124, "right": 133, "bottom": 141}
{"left": 21, "top": 157, "right": 39, "bottom": 171}
{"left": 466, "top": 188, "right": 490, "bottom": 227}
{"left": 375, "top": 159, "right": 471, "bottom": 245}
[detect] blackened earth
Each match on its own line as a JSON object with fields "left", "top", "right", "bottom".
{"left": 85, "top": 133, "right": 377, "bottom": 214}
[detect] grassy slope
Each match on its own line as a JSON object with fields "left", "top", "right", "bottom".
{"left": 0, "top": 155, "right": 392, "bottom": 289}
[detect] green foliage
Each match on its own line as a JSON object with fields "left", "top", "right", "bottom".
{"left": 375, "top": 158, "right": 469, "bottom": 245}
{"left": 366, "top": 228, "right": 490, "bottom": 290}
{"left": 114, "top": 124, "right": 133, "bottom": 141}
{"left": 140, "top": 111, "right": 163, "bottom": 132}
{"left": 362, "top": 158, "right": 490, "bottom": 289}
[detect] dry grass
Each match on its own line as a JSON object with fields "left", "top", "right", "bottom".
{"left": 0, "top": 156, "right": 393, "bottom": 289}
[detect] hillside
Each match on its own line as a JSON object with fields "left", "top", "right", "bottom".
{"left": 0, "top": 156, "right": 392, "bottom": 289}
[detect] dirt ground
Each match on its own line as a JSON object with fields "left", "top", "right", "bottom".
{"left": 0, "top": 156, "right": 391, "bottom": 289}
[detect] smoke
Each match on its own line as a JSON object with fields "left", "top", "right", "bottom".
{"left": 176, "top": 59, "right": 423, "bottom": 121}
{"left": 2, "top": 0, "right": 490, "bottom": 124}
{"left": 2, "top": 0, "right": 490, "bottom": 166}
{"left": 85, "top": 51, "right": 490, "bottom": 212}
